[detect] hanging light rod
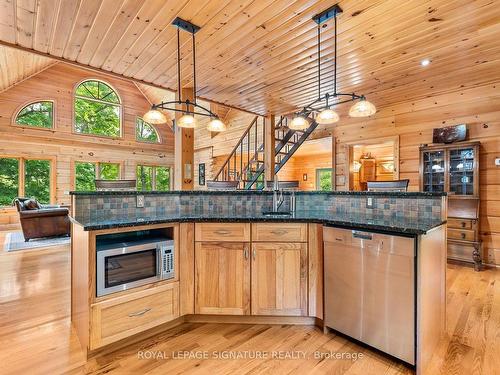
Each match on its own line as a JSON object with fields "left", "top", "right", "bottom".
{"left": 290, "top": 4, "right": 376, "bottom": 130}
{"left": 143, "top": 17, "right": 227, "bottom": 132}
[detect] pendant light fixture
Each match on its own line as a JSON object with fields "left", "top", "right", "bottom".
{"left": 143, "top": 18, "right": 227, "bottom": 131}
{"left": 291, "top": 4, "right": 376, "bottom": 127}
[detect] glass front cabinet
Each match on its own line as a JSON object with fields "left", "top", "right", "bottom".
{"left": 419, "top": 141, "right": 481, "bottom": 270}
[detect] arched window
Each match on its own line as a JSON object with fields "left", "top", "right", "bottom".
{"left": 15, "top": 101, "right": 53, "bottom": 129}
{"left": 74, "top": 80, "right": 121, "bottom": 137}
{"left": 136, "top": 117, "right": 160, "bottom": 143}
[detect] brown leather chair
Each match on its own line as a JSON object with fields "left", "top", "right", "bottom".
{"left": 14, "top": 198, "right": 70, "bottom": 241}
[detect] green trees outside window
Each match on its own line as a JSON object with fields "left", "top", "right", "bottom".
{"left": 136, "top": 118, "right": 160, "bottom": 143}
{"left": 25, "top": 159, "right": 51, "bottom": 204}
{"left": 15, "top": 101, "right": 53, "bottom": 128}
{"left": 316, "top": 168, "right": 333, "bottom": 191}
{"left": 74, "top": 80, "right": 121, "bottom": 137}
{"left": 0, "top": 158, "right": 20, "bottom": 206}
{"left": 0, "top": 157, "right": 52, "bottom": 206}
{"left": 137, "top": 165, "right": 170, "bottom": 191}
{"left": 75, "top": 162, "right": 120, "bottom": 191}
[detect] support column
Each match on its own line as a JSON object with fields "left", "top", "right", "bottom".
{"left": 264, "top": 114, "right": 276, "bottom": 187}
{"left": 174, "top": 87, "right": 195, "bottom": 190}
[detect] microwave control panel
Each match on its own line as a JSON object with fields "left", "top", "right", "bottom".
{"left": 160, "top": 245, "right": 175, "bottom": 280}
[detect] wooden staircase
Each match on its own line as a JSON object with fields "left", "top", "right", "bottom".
{"left": 213, "top": 115, "right": 319, "bottom": 189}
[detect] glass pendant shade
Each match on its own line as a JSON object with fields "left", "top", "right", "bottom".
{"left": 177, "top": 114, "right": 197, "bottom": 128}
{"left": 289, "top": 115, "right": 309, "bottom": 130}
{"left": 143, "top": 109, "right": 167, "bottom": 124}
{"left": 349, "top": 99, "right": 377, "bottom": 117}
{"left": 207, "top": 118, "right": 227, "bottom": 132}
{"left": 316, "top": 108, "right": 340, "bottom": 124}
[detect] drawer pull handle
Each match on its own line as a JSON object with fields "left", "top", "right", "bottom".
{"left": 335, "top": 238, "right": 343, "bottom": 242}
{"left": 461, "top": 233, "right": 466, "bottom": 239}
{"left": 461, "top": 222, "right": 466, "bottom": 228}
{"left": 215, "top": 230, "right": 230, "bottom": 235}
{"left": 128, "top": 308, "right": 151, "bottom": 317}
{"left": 271, "top": 230, "right": 287, "bottom": 236}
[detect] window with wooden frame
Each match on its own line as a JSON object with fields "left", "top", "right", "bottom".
{"left": 136, "top": 165, "right": 171, "bottom": 191}
{"left": 0, "top": 157, "right": 55, "bottom": 206}
{"left": 74, "top": 80, "right": 121, "bottom": 137}
{"left": 316, "top": 168, "right": 333, "bottom": 191}
{"left": 14, "top": 101, "right": 54, "bottom": 129}
{"left": 136, "top": 117, "right": 160, "bottom": 143}
{"left": 74, "top": 161, "right": 121, "bottom": 191}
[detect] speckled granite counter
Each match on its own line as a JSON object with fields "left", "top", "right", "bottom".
{"left": 71, "top": 210, "right": 445, "bottom": 235}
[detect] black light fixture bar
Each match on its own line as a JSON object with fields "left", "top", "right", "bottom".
{"left": 312, "top": 4, "right": 342, "bottom": 24}
{"left": 172, "top": 17, "right": 200, "bottom": 34}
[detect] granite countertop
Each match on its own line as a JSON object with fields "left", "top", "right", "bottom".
{"left": 70, "top": 190, "right": 447, "bottom": 198}
{"left": 71, "top": 210, "right": 446, "bottom": 235}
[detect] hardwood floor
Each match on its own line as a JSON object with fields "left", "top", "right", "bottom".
{"left": 0, "top": 233, "right": 499, "bottom": 375}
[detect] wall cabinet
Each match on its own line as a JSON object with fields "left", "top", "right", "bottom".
{"left": 251, "top": 242, "right": 307, "bottom": 316}
{"left": 195, "top": 242, "right": 250, "bottom": 315}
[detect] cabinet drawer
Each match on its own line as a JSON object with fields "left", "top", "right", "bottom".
{"left": 90, "top": 282, "right": 179, "bottom": 349}
{"left": 195, "top": 223, "right": 250, "bottom": 242}
{"left": 447, "top": 243, "right": 475, "bottom": 263}
{"left": 252, "top": 223, "right": 307, "bottom": 242}
{"left": 448, "top": 218, "right": 473, "bottom": 230}
{"left": 448, "top": 228, "right": 475, "bottom": 241}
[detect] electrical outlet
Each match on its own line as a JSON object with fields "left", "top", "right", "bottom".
{"left": 136, "top": 195, "right": 145, "bottom": 208}
{"left": 366, "top": 197, "right": 374, "bottom": 209}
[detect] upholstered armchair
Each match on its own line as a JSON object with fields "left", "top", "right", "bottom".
{"left": 13, "top": 198, "right": 70, "bottom": 241}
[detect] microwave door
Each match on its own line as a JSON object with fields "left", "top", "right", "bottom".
{"left": 97, "top": 245, "right": 161, "bottom": 297}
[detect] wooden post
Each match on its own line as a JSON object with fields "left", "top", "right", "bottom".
{"left": 174, "top": 87, "right": 195, "bottom": 190}
{"left": 264, "top": 114, "right": 276, "bottom": 187}
{"left": 331, "top": 135, "right": 336, "bottom": 191}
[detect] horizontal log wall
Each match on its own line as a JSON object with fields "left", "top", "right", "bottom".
{"left": 0, "top": 63, "right": 174, "bottom": 229}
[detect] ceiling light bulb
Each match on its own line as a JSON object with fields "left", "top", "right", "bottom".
{"left": 177, "top": 114, "right": 196, "bottom": 128}
{"left": 289, "top": 115, "right": 309, "bottom": 130}
{"left": 420, "top": 59, "right": 431, "bottom": 66}
{"left": 207, "top": 118, "right": 227, "bottom": 132}
{"left": 349, "top": 99, "right": 376, "bottom": 118}
{"left": 143, "top": 109, "right": 167, "bottom": 124}
{"left": 316, "top": 109, "right": 339, "bottom": 124}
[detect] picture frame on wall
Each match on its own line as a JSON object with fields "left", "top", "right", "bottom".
{"left": 198, "top": 163, "right": 205, "bottom": 186}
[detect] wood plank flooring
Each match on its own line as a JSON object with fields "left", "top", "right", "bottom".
{"left": 0, "top": 233, "right": 499, "bottom": 375}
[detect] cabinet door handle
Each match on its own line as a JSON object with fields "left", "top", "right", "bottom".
{"left": 252, "top": 249, "right": 256, "bottom": 260}
{"left": 128, "top": 308, "right": 151, "bottom": 317}
{"left": 215, "top": 230, "right": 230, "bottom": 235}
{"left": 244, "top": 248, "right": 249, "bottom": 259}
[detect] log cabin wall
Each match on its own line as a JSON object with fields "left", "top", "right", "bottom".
{"left": 329, "top": 81, "right": 499, "bottom": 265}
{"left": 0, "top": 63, "right": 174, "bottom": 229}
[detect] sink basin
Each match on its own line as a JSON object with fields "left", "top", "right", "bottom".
{"left": 261, "top": 211, "right": 293, "bottom": 217}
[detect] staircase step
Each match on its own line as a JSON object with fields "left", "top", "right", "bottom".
{"left": 275, "top": 137, "right": 297, "bottom": 143}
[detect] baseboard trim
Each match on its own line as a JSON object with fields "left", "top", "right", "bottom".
{"left": 185, "top": 314, "right": 322, "bottom": 326}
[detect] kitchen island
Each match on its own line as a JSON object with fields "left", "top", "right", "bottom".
{"left": 70, "top": 190, "right": 446, "bottom": 375}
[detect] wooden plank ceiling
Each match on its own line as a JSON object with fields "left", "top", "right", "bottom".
{"left": 0, "top": 0, "right": 499, "bottom": 116}
{"left": 0, "top": 45, "right": 55, "bottom": 92}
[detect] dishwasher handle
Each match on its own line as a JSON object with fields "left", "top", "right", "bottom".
{"left": 352, "top": 231, "right": 373, "bottom": 240}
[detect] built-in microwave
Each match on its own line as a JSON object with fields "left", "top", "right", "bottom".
{"left": 96, "top": 238, "right": 174, "bottom": 297}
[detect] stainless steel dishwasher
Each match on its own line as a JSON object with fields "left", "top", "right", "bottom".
{"left": 324, "top": 226, "right": 416, "bottom": 365}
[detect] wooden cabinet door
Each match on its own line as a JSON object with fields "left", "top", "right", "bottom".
{"left": 251, "top": 242, "right": 307, "bottom": 316}
{"left": 195, "top": 242, "right": 250, "bottom": 315}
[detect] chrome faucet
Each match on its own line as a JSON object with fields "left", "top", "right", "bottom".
{"left": 272, "top": 175, "right": 284, "bottom": 212}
